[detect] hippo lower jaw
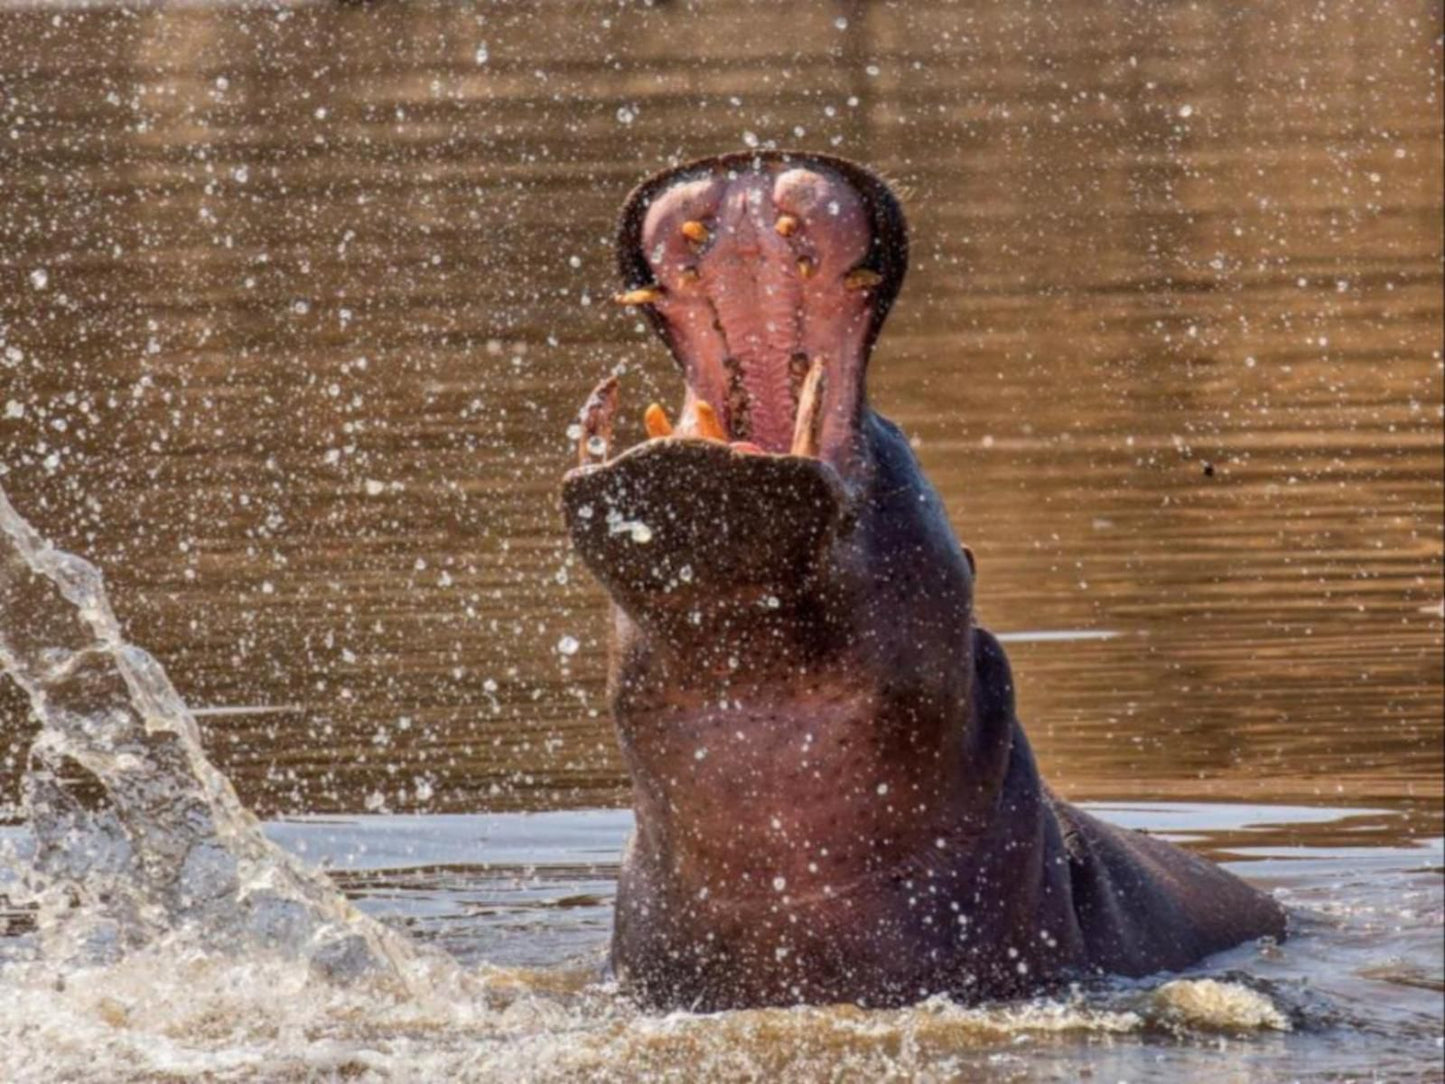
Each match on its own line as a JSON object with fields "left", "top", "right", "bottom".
{"left": 561, "top": 438, "right": 851, "bottom": 652}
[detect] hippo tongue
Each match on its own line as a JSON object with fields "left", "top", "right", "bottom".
{"left": 561, "top": 440, "right": 847, "bottom": 638}
{"left": 614, "top": 153, "right": 907, "bottom": 468}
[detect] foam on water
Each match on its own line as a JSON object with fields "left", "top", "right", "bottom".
{"left": 0, "top": 939, "right": 1299, "bottom": 1084}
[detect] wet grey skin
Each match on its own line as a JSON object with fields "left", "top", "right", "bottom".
{"left": 561, "top": 151, "right": 1286, "bottom": 1012}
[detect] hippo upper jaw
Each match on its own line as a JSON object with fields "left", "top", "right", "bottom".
{"left": 611, "top": 151, "right": 909, "bottom": 474}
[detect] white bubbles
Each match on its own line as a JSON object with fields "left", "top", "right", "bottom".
{"left": 29, "top": 268, "right": 48, "bottom": 290}
{"left": 556, "top": 635, "right": 580, "bottom": 657}
{"left": 616, "top": 105, "right": 636, "bottom": 125}
{"left": 606, "top": 511, "right": 653, "bottom": 544}
{"left": 474, "top": 42, "right": 489, "bottom": 65}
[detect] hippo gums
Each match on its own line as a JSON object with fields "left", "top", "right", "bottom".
{"left": 560, "top": 151, "right": 1286, "bottom": 1012}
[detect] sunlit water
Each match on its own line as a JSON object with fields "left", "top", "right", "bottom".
{"left": 0, "top": 0, "right": 1441, "bottom": 1080}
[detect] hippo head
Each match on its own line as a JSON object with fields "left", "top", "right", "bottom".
{"left": 562, "top": 152, "right": 917, "bottom": 656}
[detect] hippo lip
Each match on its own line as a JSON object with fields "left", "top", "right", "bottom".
{"left": 610, "top": 151, "right": 908, "bottom": 469}
{"left": 561, "top": 439, "right": 850, "bottom": 624}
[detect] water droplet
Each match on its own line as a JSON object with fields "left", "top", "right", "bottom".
{"left": 556, "top": 635, "right": 580, "bottom": 656}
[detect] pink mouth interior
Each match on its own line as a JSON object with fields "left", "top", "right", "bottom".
{"left": 637, "top": 163, "right": 877, "bottom": 461}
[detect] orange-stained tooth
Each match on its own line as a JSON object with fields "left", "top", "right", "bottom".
{"left": 790, "top": 357, "right": 826, "bottom": 458}
{"left": 797, "top": 256, "right": 816, "bottom": 279}
{"left": 644, "top": 402, "right": 673, "bottom": 438}
{"left": 614, "top": 286, "right": 665, "bottom": 305}
{"left": 680, "top": 266, "right": 700, "bottom": 284}
{"left": 681, "top": 220, "right": 710, "bottom": 243}
{"left": 693, "top": 401, "right": 728, "bottom": 442}
{"left": 775, "top": 214, "right": 799, "bottom": 237}
{"left": 844, "top": 267, "right": 883, "bottom": 290}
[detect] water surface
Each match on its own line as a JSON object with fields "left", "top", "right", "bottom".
{"left": 0, "top": 1, "right": 1440, "bottom": 1080}
{"left": 0, "top": 0, "right": 1439, "bottom": 819}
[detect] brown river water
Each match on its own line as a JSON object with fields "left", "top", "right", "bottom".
{"left": 0, "top": 2, "right": 1441, "bottom": 1081}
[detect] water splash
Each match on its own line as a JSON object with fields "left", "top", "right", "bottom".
{"left": 0, "top": 482, "right": 434, "bottom": 984}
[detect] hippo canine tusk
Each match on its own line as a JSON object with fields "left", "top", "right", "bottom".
{"left": 790, "top": 357, "right": 826, "bottom": 459}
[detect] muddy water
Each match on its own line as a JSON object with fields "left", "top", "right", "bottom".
{"left": 0, "top": 1, "right": 1441, "bottom": 1080}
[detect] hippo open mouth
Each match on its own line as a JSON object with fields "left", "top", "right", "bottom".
{"left": 609, "top": 151, "right": 907, "bottom": 464}
{"left": 561, "top": 153, "right": 908, "bottom": 626}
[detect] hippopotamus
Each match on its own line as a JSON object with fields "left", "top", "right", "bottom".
{"left": 560, "top": 151, "right": 1286, "bottom": 1011}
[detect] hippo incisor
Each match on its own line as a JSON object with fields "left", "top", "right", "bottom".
{"left": 561, "top": 152, "right": 1286, "bottom": 1011}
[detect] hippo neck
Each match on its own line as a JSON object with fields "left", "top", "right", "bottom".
{"left": 610, "top": 410, "right": 999, "bottom": 905}
{"left": 610, "top": 661, "right": 1058, "bottom": 1010}
{"left": 617, "top": 671, "right": 980, "bottom": 902}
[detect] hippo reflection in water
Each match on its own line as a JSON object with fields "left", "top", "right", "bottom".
{"left": 561, "top": 152, "right": 1286, "bottom": 1012}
